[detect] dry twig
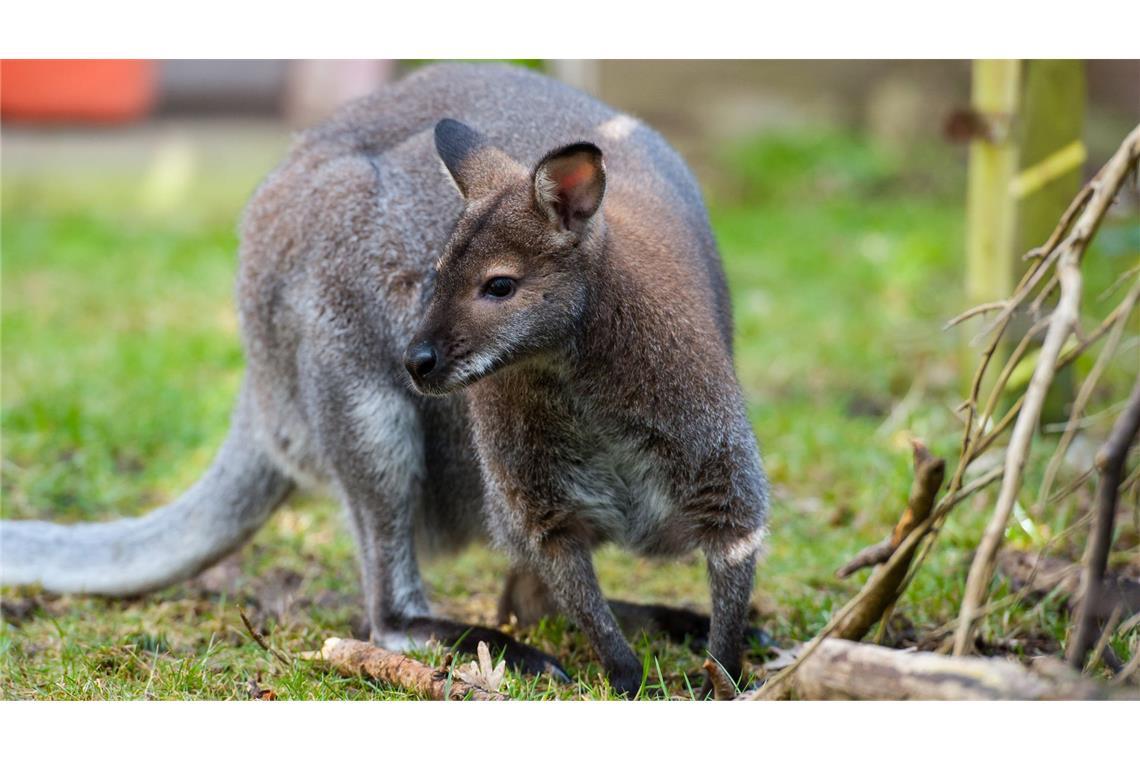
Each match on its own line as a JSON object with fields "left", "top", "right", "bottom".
{"left": 953, "top": 124, "right": 1140, "bottom": 656}
{"left": 1067, "top": 378, "right": 1140, "bottom": 669}
{"left": 1034, "top": 278, "right": 1140, "bottom": 513}
{"left": 836, "top": 442, "right": 944, "bottom": 582}
{"left": 238, "top": 606, "right": 291, "bottom": 668}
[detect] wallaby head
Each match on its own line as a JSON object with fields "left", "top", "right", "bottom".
{"left": 403, "top": 118, "right": 607, "bottom": 395}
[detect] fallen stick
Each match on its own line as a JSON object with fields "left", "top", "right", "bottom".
{"left": 749, "top": 456, "right": 981, "bottom": 700}
{"left": 743, "top": 639, "right": 1120, "bottom": 700}
{"left": 305, "top": 638, "right": 507, "bottom": 701}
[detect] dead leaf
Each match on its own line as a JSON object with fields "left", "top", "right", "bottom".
{"left": 247, "top": 677, "right": 278, "bottom": 700}
{"left": 453, "top": 641, "right": 507, "bottom": 693}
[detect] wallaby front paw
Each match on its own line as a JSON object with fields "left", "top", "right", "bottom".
{"left": 607, "top": 663, "right": 644, "bottom": 698}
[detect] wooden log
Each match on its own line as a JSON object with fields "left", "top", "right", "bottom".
{"left": 310, "top": 638, "right": 507, "bottom": 701}
{"left": 748, "top": 639, "right": 1117, "bottom": 700}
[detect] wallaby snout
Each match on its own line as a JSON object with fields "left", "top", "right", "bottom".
{"left": 403, "top": 340, "right": 439, "bottom": 385}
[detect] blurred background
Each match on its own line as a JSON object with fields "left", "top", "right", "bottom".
{"left": 2, "top": 60, "right": 1138, "bottom": 192}
{"left": 1, "top": 60, "right": 1138, "bottom": 698}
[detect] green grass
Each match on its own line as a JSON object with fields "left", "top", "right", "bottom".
{"left": 2, "top": 125, "right": 1137, "bottom": 700}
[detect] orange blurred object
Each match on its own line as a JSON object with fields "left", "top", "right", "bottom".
{"left": 1, "top": 60, "right": 156, "bottom": 123}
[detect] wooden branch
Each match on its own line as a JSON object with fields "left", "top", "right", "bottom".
{"left": 1035, "top": 278, "right": 1140, "bottom": 512}
{"left": 307, "top": 638, "right": 507, "bottom": 701}
{"left": 1067, "top": 378, "right": 1140, "bottom": 669}
{"left": 945, "top": 300, "right": 1006, "bottom": 329}
{"left": 835, "top": 540, "right": 893, "bottom": 579}
{"left": 955, "top": 263, "right": 1081, "bottom": 655}
{"left": 953, "top": 123, "right": 1140, "bottom": 656}
{"left": 832, "top": 442, "right": 945, "bottom": 639}
{"left": 836, "top": 441, "right": 944, "bottom": 579}
{"left": 744, "top": 639, "right": 1119, "bottom": 700}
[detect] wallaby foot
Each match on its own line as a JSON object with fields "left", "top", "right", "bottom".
{"left": 375, "top": 616, "right": 569, "bottom": 681}
{"left": 516, "top": 547, "right": 643, "bottom": 698}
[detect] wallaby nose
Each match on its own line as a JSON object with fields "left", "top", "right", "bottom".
{"left": 404, "top": 342, "right": 439, "bottom": 381}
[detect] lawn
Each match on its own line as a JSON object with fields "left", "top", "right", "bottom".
{"left": 2, "top": 123, "right": 1137, "bottom": 699}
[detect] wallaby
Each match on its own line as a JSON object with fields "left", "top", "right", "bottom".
{"left": 0, "top": 63, "right": 769, "bottom": 696}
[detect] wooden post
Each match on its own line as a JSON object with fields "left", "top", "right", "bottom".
{"left": 1014, "top": 61, "right": 1086, "bottom": 257}
{"left": 961, "top": 60, "right": 1086, "bottom": 418}
{"left": 965, "top": 60, "right": 1022, "bottom": 319}
{"left": 1016, "top": 61, "right": 1086, "bottom": 421}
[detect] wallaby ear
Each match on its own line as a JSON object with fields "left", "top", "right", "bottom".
{"left": 533, "top": 142, "right": 606, "bottom": 233}
{"left": 434, "top": 118, "right": 513, "bottom": 199}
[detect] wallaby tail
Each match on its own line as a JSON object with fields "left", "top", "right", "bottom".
{"left": 0, "top": 386, "right": 293, "bottom": 596}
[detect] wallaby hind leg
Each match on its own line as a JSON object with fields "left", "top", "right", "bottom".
{"left": 317, "top": 382, "right": 565, "bottom": 678}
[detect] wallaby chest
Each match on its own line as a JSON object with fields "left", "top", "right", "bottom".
{"left": 471, "top": 368, "right": 693, "bottom": 554}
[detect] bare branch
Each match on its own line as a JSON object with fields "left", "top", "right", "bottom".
{"left": 1035, "top": 278, "right": 1140, "bottom": 513}
{"left": 836, "top": 441, "right": 944, "bottom": 579}
{"left": 238, "top": 606, "right": 291, "bottom": 668}
{"left": 1067, "top": 378, "right": 1140, "bottom": 669}
{"left": 954, "top": 123, "right": 1140, "bottom": 656}
{"left": 945, "top": 300, "right": 1007, "bottom": 329}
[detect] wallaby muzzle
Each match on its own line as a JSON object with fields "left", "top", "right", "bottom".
{"left": 404, "top": 341, "right": 439, "bottom": 384}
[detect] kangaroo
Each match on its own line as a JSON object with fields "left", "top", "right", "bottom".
{"left": 0, "top": 63, "right": 769, "bottom": 696}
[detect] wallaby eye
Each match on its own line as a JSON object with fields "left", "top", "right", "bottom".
{"left": 482, "top": 276, "right": 516, "bottom": 300}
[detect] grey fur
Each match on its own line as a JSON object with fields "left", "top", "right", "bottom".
{"left": 0, "top": 63, "right": 768, "bottom": 693}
